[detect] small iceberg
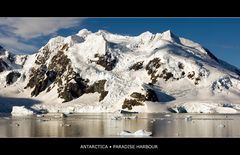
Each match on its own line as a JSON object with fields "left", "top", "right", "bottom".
{"left": 119, "top": 129, "right": 152, "bottom": 136}
{"left": 11, "top": 106, "right": 34, "bottom": 116}
{"left": 111, "top": 115, "right": 122, "bottom": 120}
{"left": 185, "top": 115, "right": 192, "bottom": 121}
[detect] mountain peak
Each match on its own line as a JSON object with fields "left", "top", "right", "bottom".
{"left": 161, "top": 30, "right": 181, "bottom": 44}
{"left": 77, "top": 29, "right": 92, "bottom": 37}
{"left": 140, "top": 31, "right": 153, "bottom": 36}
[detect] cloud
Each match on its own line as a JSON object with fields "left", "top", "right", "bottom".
{"left": 0, "top": 36, "right": 37, "bottom": 54}
{"left": 0, "top": 17, "right": 84, "bottom": 53}
{"left": 0, "top": 17, "right": 83, "bottom": 39}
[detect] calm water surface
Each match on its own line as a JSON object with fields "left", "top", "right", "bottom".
{"left": 0, "top": 113, "right": 239, "bottom": 137}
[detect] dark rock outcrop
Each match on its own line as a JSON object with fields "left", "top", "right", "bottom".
{"left": 145, "top": 58, "right": 162, "bottom": 83}
{"left": 130, "top": 92, "right": 146, "bottom": 101}
{"left": 129, "top": 61, "right": 144, "bottom": 71}
{"left": 122, "top": 89, "right": 159, "bottom": 110}
{"left": 122, "top": 99, "right": 143, "bottom": 110}
{"left": 6, "top": 71, "right": 21, "bottom": 85}
{"left": 145, "top": 89, "right": 158, "bottom": 102}
{"left": 25, "top": 65, "right": 47, "bottom": 89}
{"left": 46, "top": 70, "right": 57, "bottom": 82}
{"left": 187, "top": 71, "right": 195, "bottom": 79}
{"left": 91, "top": 52, "right": 117, "bottom": 71}
{"left": 7, "top": 53, "right": 15, "bottom": 63}
{"left": 86, "top": 80, "right": 108, "bottom": 102}
{"left": 35, "top": 46, "right": 51, "bottom": 65}
{"left": 25, "top": 45, "right": 93, "bottom": 103}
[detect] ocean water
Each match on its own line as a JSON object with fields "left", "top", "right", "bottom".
{"left": 0, "top": 113, "right": 239, "bottom": 137}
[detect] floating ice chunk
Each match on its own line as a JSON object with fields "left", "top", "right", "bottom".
{"left": 11, "top": 106, "right": 34, "bottom": 116}
{"left": 111, "top": 116, "right": 122, "bottom": 120}
{"left": 215, "top": 107, "right": 238, "bottom": 114}
{"left": 164, "top": 114, "right": 171, "bottom": 117}
{"left": 111, "top": 110, "right": 122, "bottom": 120}
{"left": 119, "top": 130, "right": 132, "bottom": 136}
{"left": 150, "top": 119, "right": 156, "bottom": 123}
{"left": 54, "top": 113, "right": 67, "bottom": 118}
{"left": 218, "top": 124, "right": 225, "bottom": 128}
{"left": 123, "top": 115, "right": 138, "bottom": 119}
{"left": 62, "top": 107, "right": 75, "bottom": 115}
{"left": 134, "top": 130, "right": 152, "bottom": 136}
{"left": 185, "top": 115, "right": 192, "bottom": 121}
{"left": 36, "top": 114, "right": 44, "bottom": 118}
{"left": 119, "top": 129, "right": 152, "bottom": 136}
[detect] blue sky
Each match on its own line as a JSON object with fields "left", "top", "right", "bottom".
{"left": 0, "top": 17, "right": 240, "bottom": 68}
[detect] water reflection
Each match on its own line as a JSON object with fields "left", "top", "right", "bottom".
{"left": 152, "top": 114, "right": 240, "bottom": 137}
{"left": 0, "top": 113, "right": 240, "bottom": 137}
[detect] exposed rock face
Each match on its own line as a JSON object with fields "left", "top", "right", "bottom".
{"left": 187, "top": 71, "right": 195, "bottom": 80}
{"left": 6, "top": 71, "right": 21, "bottom": 85}
{"left": 178, "top": 62, "right": 184, "bottom": 69}
{"left": 25, "top": 43, "right": 82, "bottom": 102}
{"left": 25, "top": 65, "right": 48, "bottom": 96}
{"left": 146, "top": 58, "right": 162, "bottom": 83}
{"left": 59, "top": 74, "right": 89, "bottom": 102}
{"left": 122, "top": 99, "right": 143, "bottom": 110}
{"left": 145, "top": 89, "right": 158, "bottom": 102}
{"left": 186, "top": 66, "right": 210, "bottom": 85}
{"left": 24, "top": 43, "right": 110, "bottom": 103}
{"left": 144, "top": 56, "right": 211, "bottom": 86}
{"left": 212, "top": 76, "right": 233, "bottom": 92}
{"left": 130, "top": 92, "right": 146, "bottom": 101}
{"left": 129, "top": 61, "right": 144, "bottom": 71}
{"left": 122, "top": 89, "right": 159, "bottom": 110}
{"left": 91, "top": 52, "right": 117, "bottom": 71}
{"left": 35, "top": 46, "right": 51, "bottom": 65}
{"left": 145, "top": 58, "right": 185, "bottom": 84}
{"left": 25, "top": 47, "right": 90, "bottom": 102}
{"left": 161, "top": 69, "right": 174, "bottom": 81}
{"left": 86, "top": 80, "right": 108, "bottom": 101}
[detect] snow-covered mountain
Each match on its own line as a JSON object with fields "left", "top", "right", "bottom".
{"left": 1, "top": 29, "right": 240, "bottom": 114}
{"left": 0, "top": 45, "right": 27, "bottom": 85}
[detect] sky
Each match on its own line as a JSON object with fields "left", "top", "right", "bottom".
{"left": 0, "top": 17, "right": 240, "bottom": 68}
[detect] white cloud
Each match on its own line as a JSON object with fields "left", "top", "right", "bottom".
{"left": 0, "top": 36, "right": 37, "bottom": 53}
{"left": 0, "top": 17, "right": 84, "bottom": 53}
{"left": 0, "top": 17, "right": 84, "bottom": 39}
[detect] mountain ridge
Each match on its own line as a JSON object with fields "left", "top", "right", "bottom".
{"left": 0, "top": 29, "right": 240, "bottom": 114}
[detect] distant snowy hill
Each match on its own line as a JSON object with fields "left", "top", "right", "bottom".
{"left": 0, "top": 29, "right": 240, "bottom": 114}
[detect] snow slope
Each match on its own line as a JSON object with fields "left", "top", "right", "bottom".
{"left": 0, "top": 29, "right": 240, "bottom": 114}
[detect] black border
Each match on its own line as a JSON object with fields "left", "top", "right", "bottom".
{"left": 0, "top": 138, "right": 239, "bottom": 153}
{"left": 1, "top": 1, "right": 240, "bottom": 17}
{"left": 1, "top": 1, "right": 240, "bottom": 153}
